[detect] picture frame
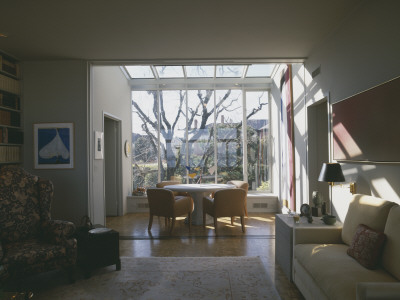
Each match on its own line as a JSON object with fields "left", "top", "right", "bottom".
{"left": 34, "top": 123, "right": 74, "bottom": 169}
{"left": 95, "top": 131, "right": 104, "bottom": 159}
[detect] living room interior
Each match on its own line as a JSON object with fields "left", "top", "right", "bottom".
{"left": 1, "top": 0, "right": 400, "bottom": 299}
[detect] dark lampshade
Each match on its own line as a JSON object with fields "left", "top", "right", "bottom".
{"left": 318, "top": 163, "right": 345, "bottom": 183}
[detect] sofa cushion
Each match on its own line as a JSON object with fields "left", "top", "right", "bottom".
{"left": 347, "top": 224, "right": 386, "bottom": 269}
{"left": 382, "top": 205, "right": 400, "bottom": 280}
{"left": 294, "top": 244, "right": 397, "bottom": 300}
{"left": 342, "top": 194, "right": 395, "bottom": 245}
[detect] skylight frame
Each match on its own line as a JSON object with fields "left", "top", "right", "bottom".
{"left": 122, "top": 63, "right": 278, "bottom": 90}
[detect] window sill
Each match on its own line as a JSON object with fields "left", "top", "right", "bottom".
{"left": 247, "top": 192, "right": 277, "bottom": 198}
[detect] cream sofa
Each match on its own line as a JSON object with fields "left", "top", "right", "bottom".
{"left": 293, "top": 194, "right": 400, "bottom": 300}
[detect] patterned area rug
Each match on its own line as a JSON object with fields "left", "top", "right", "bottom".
{"left": 35, "top": 256, "right": 281, "bottom": 299}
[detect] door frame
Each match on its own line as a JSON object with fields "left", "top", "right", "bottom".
{"left": 103, "top": 112, "right": 123, "bottom": 218}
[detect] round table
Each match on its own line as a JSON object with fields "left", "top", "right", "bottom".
{"left": 164, "top": 183, "right": 235, "bottom": 225}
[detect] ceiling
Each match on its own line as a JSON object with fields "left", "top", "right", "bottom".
{"left": 0, "top": 0, "right": 363, "bottom": 62}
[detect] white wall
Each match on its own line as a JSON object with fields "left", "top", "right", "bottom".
{"left": 91, "top": 65, "right": 132, "bottom": 225}
{"left": 299, "top": 0, "right": 400, "bottom": 220}
{"left": 270, "top": 66, "right": 284, "bottom": 210}
{"left": 292, "top": 64, "right": 307, "bottom": 211}
{"left": 22, "top": 60, "right": 88, "bottom": 224}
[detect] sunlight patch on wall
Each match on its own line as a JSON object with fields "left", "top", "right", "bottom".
{"left": 361, "top": 164, "right": 377, "bottom": 172}
{"left": 371, "top": 177, "right": 399, "bottom": 201}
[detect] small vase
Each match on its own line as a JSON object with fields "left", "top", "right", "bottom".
{"left": 312, "top": 191, "right": 323, "bottom": 208}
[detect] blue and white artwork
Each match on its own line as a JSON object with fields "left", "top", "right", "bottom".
{"left": 34, "top": 123, "right": 74, "bottom": 169}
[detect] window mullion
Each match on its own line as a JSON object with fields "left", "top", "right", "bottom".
{"left": 157, "top": 88, "right": 161, "bottom": 182}
{"left": 185, "top": 87, "right": 189, "bottom": 184}
{"left": 213, "top": 86, "right": 217, "bottom": 183}
{"left": 242, "top": 89, "right": 248, "bottom": 183}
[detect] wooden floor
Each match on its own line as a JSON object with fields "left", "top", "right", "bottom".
{"left": 106, "top": 212, "right": 304, "bottom": 300}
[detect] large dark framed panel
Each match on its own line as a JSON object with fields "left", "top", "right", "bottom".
{"left": 332, "top": 76, "right": 400, "bottom": 162}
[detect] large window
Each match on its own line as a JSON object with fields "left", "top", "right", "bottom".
{"left": 132, "top": 88, "right": 270, "bottom": 192}
{"left": 128, "top": 63, "right": 275, "bottom": 192}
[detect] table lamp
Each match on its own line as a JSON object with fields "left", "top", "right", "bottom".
{"left": 318, "top": 162, "right": 345, "bottom": 217}
{"left": 318, "top": 163, "right": 345, "bottom": 185}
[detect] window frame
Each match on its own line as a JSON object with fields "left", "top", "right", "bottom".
{"left": 131, "top": 84, "right": 272, "bottom": 193}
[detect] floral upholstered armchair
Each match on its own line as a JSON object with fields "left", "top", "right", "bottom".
{"left": 0, "top": 166, "right": 77, "bottom": 283}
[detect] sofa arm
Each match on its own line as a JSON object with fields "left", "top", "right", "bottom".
{"left": 42, "top": 220, "right": 76, "bottom": 245}
{"left": 357, "top": 282, "right": 400, "bottom": 300}
{"left": 294, "top": 227, "right": 343, "bottom": 245}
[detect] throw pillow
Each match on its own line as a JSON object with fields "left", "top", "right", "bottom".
{"left": 347, "top": 224, "right": 386, "bottom": 269}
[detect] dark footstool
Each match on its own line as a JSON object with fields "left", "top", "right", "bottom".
{"left": 76, "top": 227, "right": 121, "bottom": 278}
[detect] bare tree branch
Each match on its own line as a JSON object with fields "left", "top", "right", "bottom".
{"left": 132, "top": 101, "right": 157, "bottom": 130}
{"left": 171, "top": 91, "right": 185, "bottom": 130}
{"left": 159, "top": 92, "right": 171, "bottom": 130}
{"left": 136, "top": 112, "right": 158, "bottom": 152}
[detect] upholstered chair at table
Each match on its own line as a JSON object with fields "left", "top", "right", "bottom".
{"left": 227, "top": 180, "right": 249, "bottom": 225}
{"left": 156, "top": 181, "right": 191, "bottom": 226}
{"left": 226, "top": 181, "right": 249, "bottom": 215}
{"left": 203, "top": 188, "right": 246, "bottom": 235}
{"left": 146, "top": 188, "right": 194, "bottom": 235}
{"left": 0, "top": 166, "right": 77, "bottom": 286}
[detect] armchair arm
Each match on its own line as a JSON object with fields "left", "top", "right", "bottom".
{"left": 41, "top": 220, "right": 76, "bottom": 245}
{"left": 357, "top": 282, "right": 400, "bottom": 300}
{"left": 294, "top": 227, "right": 343, "bottom": 245}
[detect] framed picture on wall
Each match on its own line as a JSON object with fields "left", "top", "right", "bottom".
{"left": 34, "top": 123, "right": 74, "bottom": 169}
{"left": 95, "top": 131, "right": 104, "bottom": 159}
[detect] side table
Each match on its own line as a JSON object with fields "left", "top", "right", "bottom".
{"left": 76, "top": 226, "right": 121, "bottom": 278}
{"left": 275, "top": 214, "right": 342, "bottom": 281}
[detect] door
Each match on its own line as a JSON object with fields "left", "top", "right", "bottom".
{"left": 104, "top": 117, "right": 120, "bottom": 216}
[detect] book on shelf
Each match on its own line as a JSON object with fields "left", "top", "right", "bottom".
{"left": 0, "top": 54, "right": 18, "bottom": 77}
{"left": 0, "top": 110, "right": 11, "bottom": 126}
{"left": 0, "top": 110, "right": 20, "bottom": 127}
{"left": 0, "top": 91, "right": 19, "bottom": 110}
{"left": 0, "top": 128, "right": 23, "bottom": 144}
{"left": 0, "top": 145, "right": 20, "bottom": 162}
{"left": 0, "top": 74, "right": 20, "bottom": 94}
{"left": 0, "top": 127, "right": 6, "bottom": 143}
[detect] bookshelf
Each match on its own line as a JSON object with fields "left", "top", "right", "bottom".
{"left": 0, "top": 52, "right": 22, "bottom": 165}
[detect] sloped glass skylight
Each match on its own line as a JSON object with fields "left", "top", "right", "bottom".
{"left": 185, "top": 65, "right": 214, "bottom": 78}
{"left": 216, "top": 65, "right": 245, "bottom": 77}
{"left": 246, "top": 64, "right": 275, "bottom": 77}
{"left": 125, "top": 66, "right": 154, "bottom": 78}
{"left": 123, "top": 63, "right": 278, "bottom": 84}
{"left": 155, "top": 66, "right": 184, "bottom": 78}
